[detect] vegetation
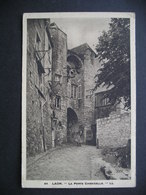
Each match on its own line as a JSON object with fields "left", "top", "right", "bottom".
{"left": 95, "top": 18, "right": 130, "bottom": 109}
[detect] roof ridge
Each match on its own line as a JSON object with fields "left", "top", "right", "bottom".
{"left": 71, "top": 43, "right": 96, "bottom": 55}
{"left": 71, "top": 43, "right": 89, "bottom": 50}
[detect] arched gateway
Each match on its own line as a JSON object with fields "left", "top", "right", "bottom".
{"left": 67, "top": 108, "right": 79, "bottom": 143}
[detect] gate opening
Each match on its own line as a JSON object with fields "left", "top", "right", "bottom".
{"left": 67, "top": 108, "right": 78, "bottom": 143}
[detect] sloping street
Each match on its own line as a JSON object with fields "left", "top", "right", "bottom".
{"left": 27, "top": 145, "right": 106, "bottom": 180}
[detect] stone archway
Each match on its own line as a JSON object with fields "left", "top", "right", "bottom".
{"left": 67, "top": 107, "right": 78, "bottom": 143}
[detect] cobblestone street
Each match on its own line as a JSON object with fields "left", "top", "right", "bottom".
{"left": 27, "top": 145, "right": 106, "bottom": 180}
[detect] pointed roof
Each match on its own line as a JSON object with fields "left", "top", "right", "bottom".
{"left": 71, "top": 43, "right": 96, "bottom": 56}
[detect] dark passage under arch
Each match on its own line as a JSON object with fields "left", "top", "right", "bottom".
{"left": 67, "top": 108, "right": 78, "bottom": 143}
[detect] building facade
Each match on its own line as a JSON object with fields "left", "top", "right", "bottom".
{"left": 26, "top": 19, "right": 131, "bottom": 157}
{"left": 27, "top": 19, "right": 53, "bottom": 156}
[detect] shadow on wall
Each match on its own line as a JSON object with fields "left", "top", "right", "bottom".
{"left": 67, "top": 107, "right": 84, "bottom": 144}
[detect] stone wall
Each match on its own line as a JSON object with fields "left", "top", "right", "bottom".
{"left": 96, "top": 112, "right": 131, "bottom": 148}
{"left": 27, "top": 19, "right": 52, "bottom": 156}
{"left": 66, "top": 53, "right": 85, "bottom": 142}
{"left": 69, "top": 45, "right": 101, "bottom": 143}
{"left": 43, "top": 102, "right": 52, "bottom": 149}
{"left": 83, "top": 49, "right": 101, "bottom": 142}
{"left": 83, "top": 49, "right": 96, "bottom": 136}
{"left": 50, "top": 23, "right": 68, "bottom": 145}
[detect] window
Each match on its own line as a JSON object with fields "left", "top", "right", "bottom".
{"left": 78, "top": 99, "right": 82, "bottom": 108}
{"left": 95, "top": 92, "right": 111, "bottom": 119}
{"left": 55, "top": 74, "right": 61, "bottom": 83}
{"left": 68, "top": 83, "right": 71, "bottom": 98}
{"left": 78, "top": 85, "right": 82, "bottom": 99}
{"left": 55, "top": 96, "right": 61, "bottom": 109}
{"left": 71, "top": 84, "right": 77, "bottom": 99}
{"left": 71, "top": 85, "right": 73, "bottom": 98}
{"left": 95, "top": 92, "right": 110, "bottom": 108}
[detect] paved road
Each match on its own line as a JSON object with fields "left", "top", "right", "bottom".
{"left": 27, "top": 145, "right": 106, "bottom": 180}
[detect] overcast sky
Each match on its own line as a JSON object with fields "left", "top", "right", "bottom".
{"left": 51, "top": 18, "right": 111, "bottom": 52}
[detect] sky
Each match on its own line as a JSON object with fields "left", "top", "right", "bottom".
{"left": 51, "top": 17, "right": 111, "bottom": 52}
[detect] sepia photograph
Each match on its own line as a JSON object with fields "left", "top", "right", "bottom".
{"left": 22, "top": 12, "right": 136, "bottom": 188}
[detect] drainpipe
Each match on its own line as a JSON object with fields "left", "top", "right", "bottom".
{"left": 41, "top": 99, "right": 47, "bottom": 152}
{"left": 51, "top": 117, "right": 55, "bottom": 148}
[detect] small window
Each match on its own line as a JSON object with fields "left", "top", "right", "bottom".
{"left": 68, "top": 83, "right": 71, "bottom": 98}
{"left": 95, "top": 92, "right": 110, "bottom": 107}
{"left": 71, "top": 84, "right": 77, "bottom": 99}
{"left": 71, "top": 84, "right": 73, "bottom": 98}
{"left": 78, "top": 99, "right": 82, "bottom": 108}
{"left": 55, "top": 74, "right": 61, "bottom": 83}
{"left": 55, "top": 96, "right": 61, "bottom": 109}
{"left": 78, "top": 85, "right": 82, "bottom": 99}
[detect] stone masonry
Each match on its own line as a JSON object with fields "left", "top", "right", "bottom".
{"left": 27, "top": 19, "right": 53, "bottom": 156}
{"left": 71, "top": 44, "right": 101, "bottom": 142}
{"left": 49, "top": 23, "right": 68, "bottom": 145}
{"left": 96, "top": 112, "right": 131, "bottom": 148}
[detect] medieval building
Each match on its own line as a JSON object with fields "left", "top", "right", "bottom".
{"left": 27, "top": 19, "right": 53, "bottom": 156}
{"left": 26, "top": 19, "right": 131, "bottom": 157}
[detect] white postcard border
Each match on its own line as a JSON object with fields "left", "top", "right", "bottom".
{"left": 22, "top": 12, "right": 136, "bottom": 188}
